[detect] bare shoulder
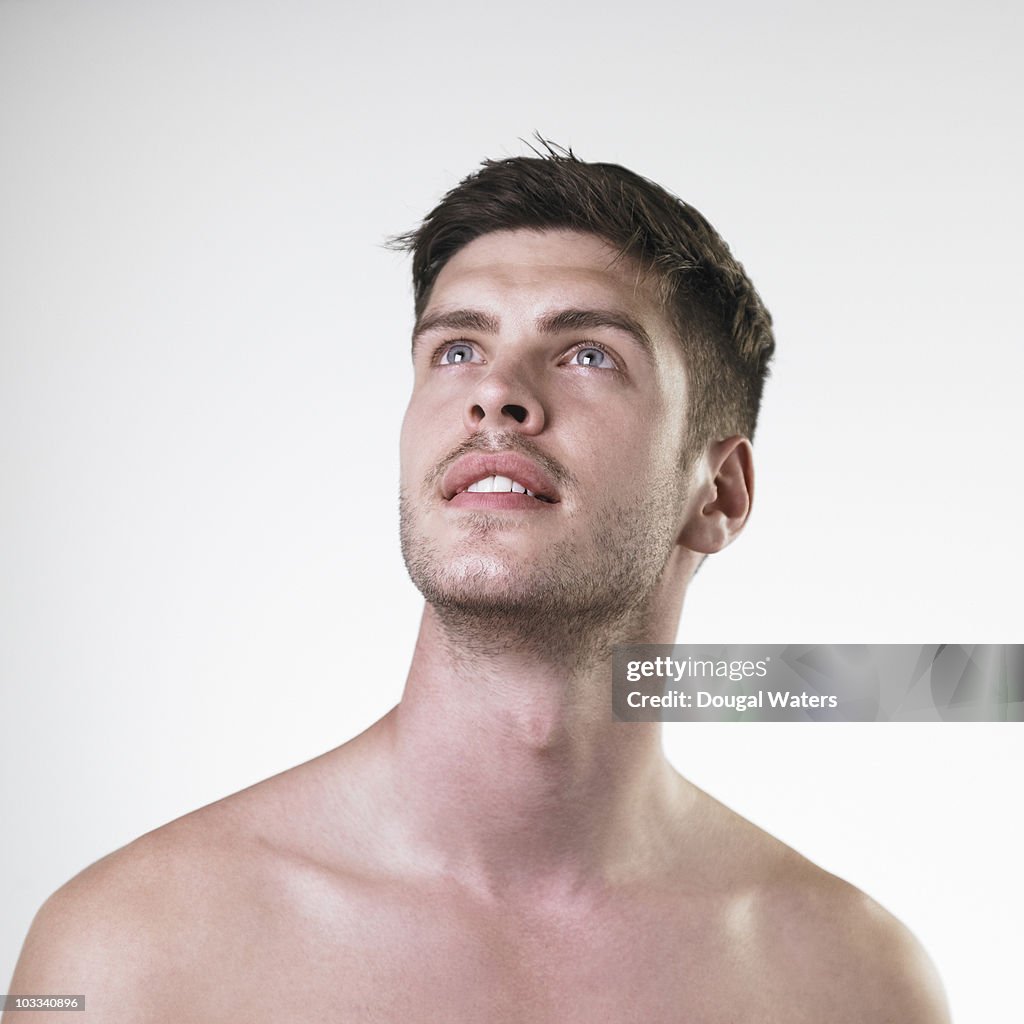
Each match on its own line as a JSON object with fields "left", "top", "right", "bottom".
{"left": 5, "top": 798, "right": 257, "bottom": 1020}
{"left": 5, "top": 749, "right": 373, "bottom": 1023}
{"left": 756, "top": 845, "right": 951, "bottom": 1022}
{"left": 681, "top": 793, "right": 950, "bottom": 1022}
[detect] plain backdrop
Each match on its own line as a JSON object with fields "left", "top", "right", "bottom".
{"left": 2, "top": 0, "right": 1021, "bottom": 1019}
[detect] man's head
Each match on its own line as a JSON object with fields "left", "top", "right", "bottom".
{"left": 393, "top": 144, "right": 774, "bottom": 649}
{"left": 392, "top": 141, "right": 775, "bottom": 463}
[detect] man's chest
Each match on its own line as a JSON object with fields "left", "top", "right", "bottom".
{"left": 180, "top": 898, "right": 785, "bottom": 1024}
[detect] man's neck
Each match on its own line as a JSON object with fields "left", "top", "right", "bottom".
{"left": 378, "top": 598, "right": 693, "bottom": 900}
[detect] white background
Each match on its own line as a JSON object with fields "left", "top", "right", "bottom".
{"left": 2, "top": 0, "right": 1021, "bottom": 1018}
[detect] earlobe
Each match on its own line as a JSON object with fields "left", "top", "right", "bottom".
{"left": 677, "top": 437, "right": 754, "bottom": 555}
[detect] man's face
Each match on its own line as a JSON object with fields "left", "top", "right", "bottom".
{"left": 399, "top": 229, "right": 693, "bottom": 625}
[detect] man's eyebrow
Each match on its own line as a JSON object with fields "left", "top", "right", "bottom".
{"left": 412, "top": 309, "right": 500, "bottom": 351}
{"left": 410, "top": 306, "right": 658, "bottom": 361}
{"left": 537, "top": 308, "right": 656, "bottom": 361}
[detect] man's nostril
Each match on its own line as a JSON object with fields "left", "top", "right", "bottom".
{"left": 502, "top": 404, "right": 528, "bottom": 424}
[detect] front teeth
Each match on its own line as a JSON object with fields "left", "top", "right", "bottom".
{"left": 467, "top": 475, "right": 535, "bottom": 497}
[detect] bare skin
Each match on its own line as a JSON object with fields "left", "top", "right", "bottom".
{"left": 6, "top": 231, "right": 950, "bottom": 1023}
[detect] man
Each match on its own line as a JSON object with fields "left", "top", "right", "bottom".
{"left": 6, "top": 145, "right": 949, "bottom": 1022}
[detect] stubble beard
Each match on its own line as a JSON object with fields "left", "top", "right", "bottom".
{"left": 399, "top": 475, "right": 687, "bottom": 669}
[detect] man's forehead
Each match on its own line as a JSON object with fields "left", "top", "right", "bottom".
{"left": 424, "top": 228, "right": 666, "bottom": 321}
{"left": 435, "top": 228, "right": 636, "bottom": 283}
{"left": 412, "top": 231, "right": 682, "bottom": 370}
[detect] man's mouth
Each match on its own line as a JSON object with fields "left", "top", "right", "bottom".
{"left": 464, "top": 475, "right": 556, "bottom": 502}
{"left": 440, "top": 451, "right": 563, "bottom": 505}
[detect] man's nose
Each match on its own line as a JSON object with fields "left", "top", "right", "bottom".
{"left": 464, "top": 366, "right": 546, "bottom": 435}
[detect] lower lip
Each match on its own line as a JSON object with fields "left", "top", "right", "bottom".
{"left": 448, "top": 492, "right": 555, "bottom": 510}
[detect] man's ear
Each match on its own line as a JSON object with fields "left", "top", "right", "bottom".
{"left": 677, "top": 436, "right": 754, "bottom": 555}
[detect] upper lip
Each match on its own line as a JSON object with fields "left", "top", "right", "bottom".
{"left": 441, "top": 452, "right": 561, "bottom": 502}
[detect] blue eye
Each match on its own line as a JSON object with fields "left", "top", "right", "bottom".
{"left": 442, "top": 343, "right": 475, "bottom": 364}
{"left": 573, "top": 347, "right": 611, "bottom": 368}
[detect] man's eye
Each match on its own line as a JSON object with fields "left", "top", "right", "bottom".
{"left": 440, "top": 343, "right": 477, "bottom": 365}
{"left": 571, "top": 346, "right": 615, "bottom": 369}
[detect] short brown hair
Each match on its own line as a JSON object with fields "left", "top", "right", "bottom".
{"left": 391, "top": 141, "right": 775, "bottom": 457}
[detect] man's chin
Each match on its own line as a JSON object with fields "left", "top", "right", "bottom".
{"left": 408, "top": 554, "right": 550, "bottom": 612}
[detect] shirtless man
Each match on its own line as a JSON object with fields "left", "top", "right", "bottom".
{"left": 6, "top": 147, "right": 950, "bottom": 1022}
